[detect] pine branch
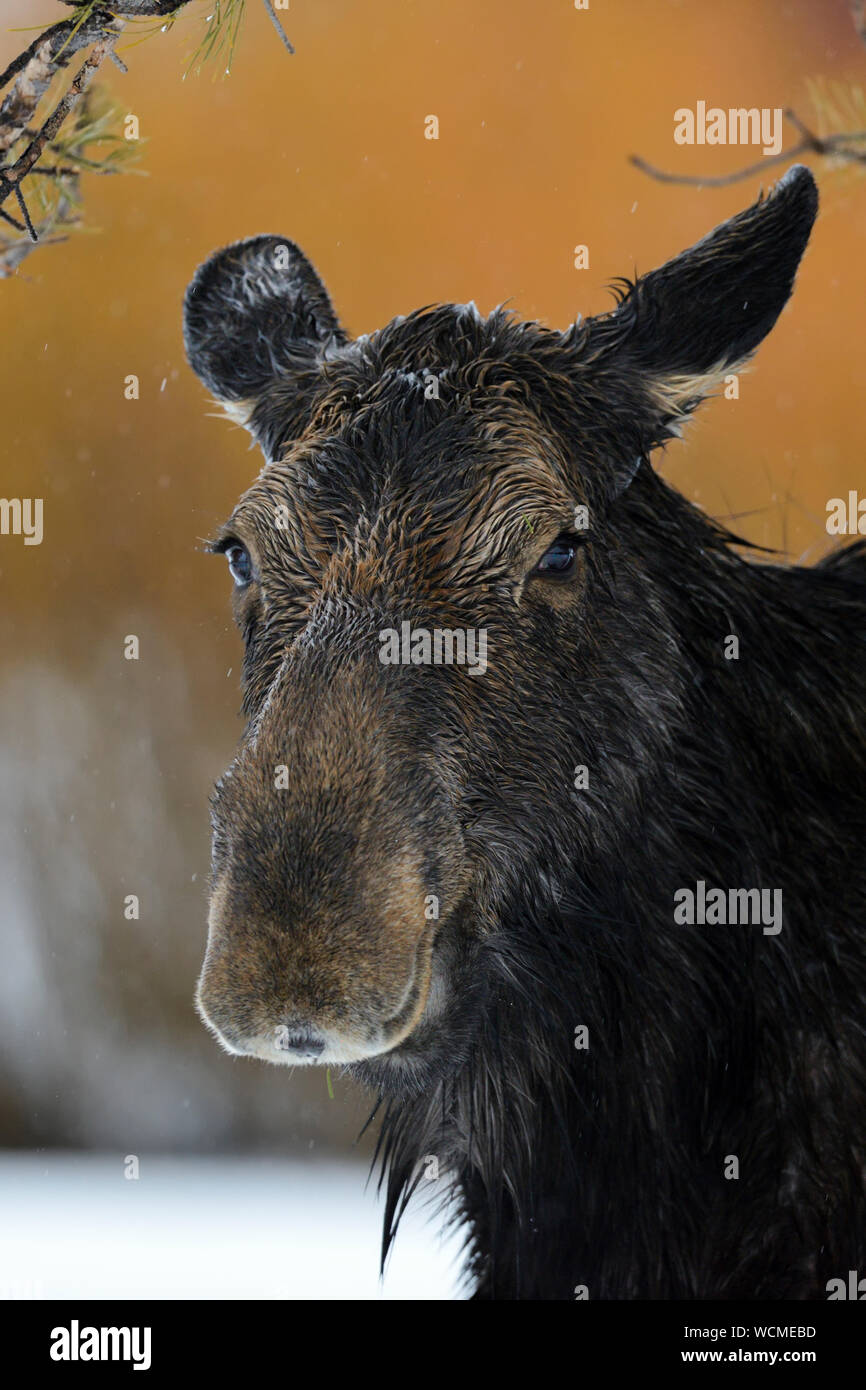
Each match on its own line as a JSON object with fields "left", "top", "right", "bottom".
{"left": 56, "top": 1, "right": 190, "bottom": 14}
{"left": 0, "top": 30, "right": 121, "bottom": 236}
{"left": 0, "top": 0, "right": 294, "bottom": 272}
{"left": 0, "top": 10, "right": 118, "bottom": 156}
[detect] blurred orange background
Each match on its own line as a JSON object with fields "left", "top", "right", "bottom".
{"left": 1, "top": 0, "right": 864, "bottom": 1154}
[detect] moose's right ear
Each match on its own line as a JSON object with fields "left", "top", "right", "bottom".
{"left": 183, "top": 236, "right": 345, "bottom": 456}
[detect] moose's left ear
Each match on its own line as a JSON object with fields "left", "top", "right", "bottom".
{"left": 587, "top": 164, "right": 818, "bottom": 442}
{"left": 183, "top": 236, "right": 345, "bottom": 458}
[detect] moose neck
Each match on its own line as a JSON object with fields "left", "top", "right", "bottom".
{"left": 376, "top": 854, "right": 753, "bottom": 1300}
{"left": 375, "top": 472, "right": 866, "bottom": 1300}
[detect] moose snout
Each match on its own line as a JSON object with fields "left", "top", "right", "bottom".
{"left": 195, "top": 874, "right": 440, "bottom": 1066}
{"left": 195, "top": 646, "right": 468, "bottom": 1067}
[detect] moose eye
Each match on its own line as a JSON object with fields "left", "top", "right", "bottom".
{"left": 225, "top": 542, "right": 253, "bottom": 587}
{"left": 533, "top": 533, "right": 579, "bottom": 578}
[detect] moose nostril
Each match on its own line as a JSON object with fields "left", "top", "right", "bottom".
{"left": 276, "top": 1026, "right": 326, "bottom": 1059}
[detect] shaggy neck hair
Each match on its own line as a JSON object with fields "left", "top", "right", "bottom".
{"left": 369, "top": 469, "right": 866, "bottom": 1300}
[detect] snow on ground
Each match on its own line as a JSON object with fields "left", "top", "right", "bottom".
{"left": 0, "top": 1152, "right": 465, "bottom": 1300}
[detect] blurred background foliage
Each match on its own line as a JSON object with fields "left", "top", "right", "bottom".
{"left": 1, "top": 0, "right": 865, "bottom": 1158}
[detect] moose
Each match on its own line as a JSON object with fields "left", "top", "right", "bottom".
{"left": 184, "top": 165, "right": 866, "bottom": 1299}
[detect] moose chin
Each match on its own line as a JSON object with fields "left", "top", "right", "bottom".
{"left": 184, "top": 164, "right": 866, "bottom": 1300}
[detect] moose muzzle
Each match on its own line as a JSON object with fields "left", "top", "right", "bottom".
{"left": 195, "top": 646, "right": 465, "bottom": 1065}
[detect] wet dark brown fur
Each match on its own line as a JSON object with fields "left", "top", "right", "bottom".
{"left": 183, "top": 166, "right": 866, "bottom": 1299}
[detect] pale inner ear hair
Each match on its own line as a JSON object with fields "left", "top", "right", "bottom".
{"left": 647, "top": 359, "right": 750, "bottom": 437}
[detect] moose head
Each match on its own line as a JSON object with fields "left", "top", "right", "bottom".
{"left": 184, "top": 166, "right": 817, "bottom": 1097}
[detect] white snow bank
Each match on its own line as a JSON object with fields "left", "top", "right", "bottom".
{"left": 0, "top": 1152, "right": 465, "bottom": 1300}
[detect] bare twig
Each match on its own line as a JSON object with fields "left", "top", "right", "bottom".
{"left": 31, "top": 163, "right": 121, "bottom": 177}
{"left": 630, "top": 150, "right": 807, "bottom": 188}
{"left": 262, "top": 0, "right": 294, "bottom": 55}
{"left": 0, "top": 205, "right": 26, "bottom": 231}
{"left": 13, "top": 182, "right": 37, "bottom": 239}
{"left": 631, "top": 111, "right": 866, "bottom": 188}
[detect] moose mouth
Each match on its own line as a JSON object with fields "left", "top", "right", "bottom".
{"left": 349, "top": 901, "right": 486, "bottom": 1095}
{"left": 372, "top": 919, "right": 440, "bottom": 1052}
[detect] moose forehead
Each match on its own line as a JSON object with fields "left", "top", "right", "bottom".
{"left": 222, "top": 312, "right": 593, "bottom": 582}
